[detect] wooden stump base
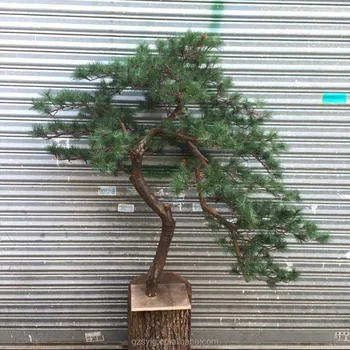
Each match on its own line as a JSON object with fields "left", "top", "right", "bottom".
{"left": 128, "top": 272, "right": 192, "bottom": 350}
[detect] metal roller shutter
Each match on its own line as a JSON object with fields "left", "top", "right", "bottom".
{"left": 0, "top": 1, "right": 349, "bottom": 348}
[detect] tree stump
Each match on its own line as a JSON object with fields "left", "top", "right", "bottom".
{"left": 128, "top": 272, "right": 192, "bottom": 350}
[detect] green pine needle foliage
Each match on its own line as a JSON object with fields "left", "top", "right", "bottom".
{"left": 31, "top": 31, "right": 329, "bottom": 287}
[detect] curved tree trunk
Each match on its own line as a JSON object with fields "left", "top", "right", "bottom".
{"left": 145, "top": 219, "right": 175, "bottom": 296}
{"left": 129, "top": 145, "right": 175, "bottom": 297}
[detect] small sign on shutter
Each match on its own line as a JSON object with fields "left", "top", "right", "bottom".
{"left": 85, "top": 331, "right": 104, "bottom": 343}
{"left": 118, "top": 203, "right": 135, "bottom": 212}
{"left": 322, "top": 93, "right": 347, "bottom": 104}
{"left": 98, "top": 186, "right": 117, "bottom": 196}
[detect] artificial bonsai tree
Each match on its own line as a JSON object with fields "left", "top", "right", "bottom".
{"left": 31, "top": 31, "right": 328, "bottom": 347}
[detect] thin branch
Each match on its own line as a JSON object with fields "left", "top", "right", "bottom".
{"left": 194, "top": 169, "right": 243, "bottom": 260}
{"left": 212, "top": 96, "right": 264, "bottom": 125}
{"left": 46, "top": 101, "right": 92, "bottom": 118}
{"left": 174, "top": 131, "right": 197, "bottom": 143}
{"left": 268, "top": 225, "right": 289, "bottom": 235}
{"left": 181, "top": 135, "right": 246, "bottom": 261}
{"left": 255, "top": 155, "right": 274, "bottom": 176}
{"left": 43, "top": 130, "right": 90, "bottom": 140}
{"left": 138, "top": 128, "right": 197, "bottom": 149}
{"left": 167, "top": 96, "right": 184, "bottom": 120}
{"left": 180, "top": 141, "right": 243, "bottom": 258}
{"left": 187, "top": 141, "right": 208, "bottom": 165}
{"left": 158, "top": 101, "right": 172, "bottom": 115}
{"left": 55, "top": 155, "right": 88, "bottom": 162}
{"left": 85, "top": 74, "right": 112, "bottom": 81}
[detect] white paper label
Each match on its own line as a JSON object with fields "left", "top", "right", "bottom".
{"left": 118, "top": 203, "right": 135, "bottom": 212}
{"left": 98, "top": 186, "right": 117, "bottom": 196}
{"left": 85, "top": 331, "right": 104, "bottom": 343}
{"left": 335, "top": 332, "right": 350, "bottom": 342}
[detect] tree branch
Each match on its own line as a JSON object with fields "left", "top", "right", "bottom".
{"left": 184, "top": 128, "right": 244, "bottom": 262}
{"left": 167, "top": 96, "right": 184, "bottom": 120}
{"left": 194, "top": 168, "right": 243, "bottom": 260}
{"left": 130, "top": 148, "right": 169, "bottom": 218}
{"left": 47, "top": 102, "right": 91, "bottom": 117}
{"left": 255, "top": 155, "right": 274, "bottom": 176}
{"left": 85, "top": 74, "right": 112, "bottom": 81}
{"left": 187, "top": 141, "right": 208, "bottom": 165}
{"left": 55, "top": 155, "right": 88, "bottom": 162}
{"left": 174, "top": 131, "right": 197, "bottom": 143}
{"left": 138, "top": 128, "right": 197, "bottom": 148}
{"left": 42, "top": 130, "right": 90, "bottom": 140}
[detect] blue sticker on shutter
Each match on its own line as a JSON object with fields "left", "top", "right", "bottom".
{"left": 322, "top": 93, "right": 347, "bottom": 104}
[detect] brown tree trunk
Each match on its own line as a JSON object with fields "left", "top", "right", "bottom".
{"left": 128, "top": 273, "right": 192, "bottom": 350}
{"left": 145, "top": 218, "right": 175, "bottom": 296}
{"left": 129, "top": 145, "right": 176, "bottom": 297}
{"left": 129, "top": 309, "right": 190, "bottom": 350}
{"left": 127, "top": 114, "right": 193, "bottom": 349}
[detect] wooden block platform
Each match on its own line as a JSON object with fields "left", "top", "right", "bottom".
{"left": 130, "top": 283, "right": 191, "bottom": 312}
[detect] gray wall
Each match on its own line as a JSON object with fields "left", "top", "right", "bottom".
{"left": 0, "top": 0, "right": 349, "bottom": 348}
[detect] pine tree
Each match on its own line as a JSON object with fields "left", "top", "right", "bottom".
{"left": 31, "top": 31, "right": 329, "bottom": 297}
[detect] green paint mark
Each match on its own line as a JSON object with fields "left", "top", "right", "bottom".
{"left": 209, "top": 1, "right": 225, "bottom": 33}
{"left": 322, "top": 93, "right": 347, "bottom": 104}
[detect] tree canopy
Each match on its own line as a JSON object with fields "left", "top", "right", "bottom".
{"left": 31, "top": 31, "right": 329, "bottom": 290}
